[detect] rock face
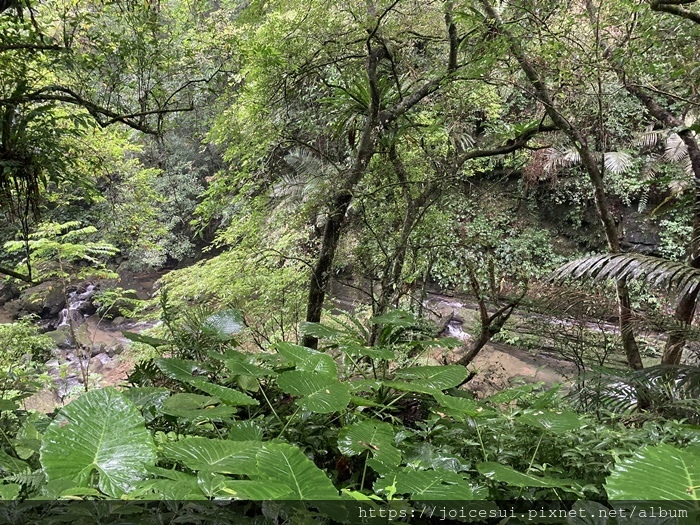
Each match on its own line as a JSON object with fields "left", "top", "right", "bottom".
{"left": 0, "top": 281, "right": 19, "bottom": 307}
{"left": 621, "top": 210, "right": 661, "bottom": 255}
{"left": 17, "top": 281, "right": 66, "bottom": 318}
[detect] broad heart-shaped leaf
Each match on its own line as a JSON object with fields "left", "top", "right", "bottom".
{"left": 299, "top": 322, "right": 345, "bottom": 340}
{"left": 132, "top": 468, "right": 205, "bottom": 499}
{"left": 155, "top": 358, "right": 207, "bottom": 382}
{"left": 394, "top": 366, "right": 467, "bottom": 390}
{"left": 122, "top": 387, "right": 171, "bottom": 423}
{"left": 203, "top": 309, "right": 244, "bottom": 336}
{"left": 161, "top": 393, "right": 237, "bottom": 421}
{"left": 433, "top": 392, "right": 492, "bottom": 419}
{"left": 0, "top": 484, "right": 20, "bottom": 500}
{"left": 228, "top": 420, "right": 264, "bottom": 441}
{"left": 219, "top": 479, "right": 294, "bottom": 500}
{"left": 383, "top": 380, "right": 441, "bottom": 395}
{"left": 189, "top": 379, "right": 259, "bottom": 406}
{"left": 605, "top": 443, "right": 700, "bottom": 503}
{"left": 161, "top": 437, "right": 262, "bottom": 475}
{"left": 122, "top": 387, "right": 171, "bottom": 409}
{"left": 338, "top": 420, "right": 401, "bottom": 467}
{"left": 275, "top": 342, "right": 338, "bottom": 376}
{"left": 40, "top": 387, "right": 156, "bottom": 498}
{"left": 0, "top": 399, "right": 19, "bottom": 411}
{"left": 225, "top": 360, "right": 276, "bottom": 378}
{"left": 485, "top": 383, "right": 541, "bottom": 403}
{"left": 133, "top": 478, "right": 206, "bottom": 500}
{"left": 343, "top": 343, "right": 395, "bottom": 360}
{"left": 374, "top": 468, "right": 484, "bottom": 500}
{"left": 517, "top": 409, "right": 583, "bottom": 433}
{"left": 121, "top": 331, "right": 169, "bottom": 348}
{"left": 0, "top": 449, "right": 28, "bottom": 474}
{"left": 277, "top": 371, "right": 350, "bottom": 413}
{"left": 255, "top": 443, "right": 339, "bottom": 500}
{"left": 477, "top": 462, "right": 580, "bottom": 491}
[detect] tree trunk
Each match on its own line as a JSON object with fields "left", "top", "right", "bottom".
{"left": 622, "top": 82, "right": 700, "bottom": 364}
{"left": 479, "top": 0, "right": 643, "bottom": 370}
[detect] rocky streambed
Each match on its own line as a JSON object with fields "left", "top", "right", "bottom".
{"left": 1, "top": 271, "right": 639, "bottom": 409}
{"left": 0, "top": 275, "right": 159, "bottom": 411}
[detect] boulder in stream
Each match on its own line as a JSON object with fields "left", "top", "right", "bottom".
{"left": 18, "top": 281, "right": 66, "bottom": 318}
{"left": 0, "top": 281, "right": 19, "bottom": 307}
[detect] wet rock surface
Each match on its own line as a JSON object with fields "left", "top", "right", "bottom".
{"left": 0, "top": 281, "right": 19, "bottom": 306}
{"left": 0, "top": 275, "right": 160, "bottom": 412}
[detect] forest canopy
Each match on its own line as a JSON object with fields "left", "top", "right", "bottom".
{"left": 0, "top": 0, "right": 698, "bottom": 519}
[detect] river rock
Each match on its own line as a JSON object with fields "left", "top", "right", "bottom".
{"left": 0, "top": 281, "right": 19, "bottom": 306}
{"left": 3, "top": 299, "right": 22, "bottom": 319}
{"left": 107, "top": 343, "right": 124, "bottom": 357}
{"left": 90, "top": 343, "right": 107, "bottom": 357}
{"left": 74, "top": 323, "right": 93, "bottom": 348}
{"left": 18, "top": 282, "right": 66, "bottom": 318}
{"left": 46, "top": 326, "right": 73, "bottom": 349}
{"left": 89, "top": 353, "right": 114, "bottom": 373}
{"left": 79, "top": 300, "right": 97, "bottom": 316}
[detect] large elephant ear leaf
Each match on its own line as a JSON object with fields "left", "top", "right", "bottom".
{"left": 387, "top": 365, "right": 468, "bottom": 394}
{"left": 374, "top": 468, "right": 484, "bottom": 500}
{"left": 40, "top": 387, "right": 156, "bottom": 498}
{"left": 277, "top": 371, "right": 350, "bottom": 413}
{"left": 605, "top": 444, "right": 700, "bottom": 504}
{"left": 517, "top": 409, "right": 582, "bottom": 433}
{"left": 255, "top": 443, "right": 339, "bottom": 500}
{"left": 337, "top": 420, "right": 401, "bottom": 468}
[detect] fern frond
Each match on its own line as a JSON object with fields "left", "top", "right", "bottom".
{"left": 4, "top": 469, "right": 44, "bottom": 494}
{"left": 637, "top": 190, "right": 649, "bottom": 213}
{"left": 571, "top": 365, "right": 700, "bottom": 421}
{"left": 550, "top": 253, "right": 700, "bottom": 298}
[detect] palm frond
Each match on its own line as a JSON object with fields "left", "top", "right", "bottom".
{"left": 270, "top": 172, "right": 307, "bottom": 200}
{"left": 603, "top": 151, "right": 634, "bottom": 174}
{"left": 635, "top": 126, "right": 664, "bottom": 149}
{"left": 571, "top": 365, "right": 700, "bottom": 422}
{"left": 668, "top": 177, "right": 691, "bottom": 195}
{"left": 272, "top": 149, "right": 332, "bottom": 205}
{"left": 664, "top": 133, "right": 688, "bottom": 162}
{"left": 544, "top": 148, "right": 634, "bottom": 174}
{"left": 682, "top": 156, "right": 694, "bottom": 177}
{"left": 543, "top": 147, "right": 580, "bottom": 172}
{"left": 550, "top": 253, "right": 700, "bottom": 298}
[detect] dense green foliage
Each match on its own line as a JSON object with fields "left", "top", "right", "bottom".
{"left": 0, "top": 0, "right": 699, "bottom": 517}
{"left": 0, "top": 310, "right": 697, "bottom": 522}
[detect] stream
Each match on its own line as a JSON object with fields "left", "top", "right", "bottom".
{"left": 3, "top": 271, "right": 626, "bottom": 410}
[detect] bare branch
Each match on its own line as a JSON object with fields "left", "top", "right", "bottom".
{"left": 650, "top": 0, "right": 700, "bottom": 24}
